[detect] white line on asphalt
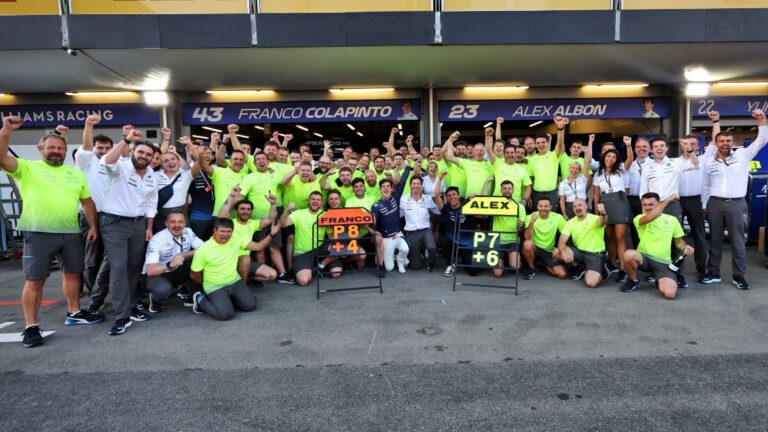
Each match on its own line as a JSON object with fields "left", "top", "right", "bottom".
{"left": 367, "top": 330, "right": 377, "bottom": 355}
{"left": 0, "top": 322, "right": 14, "bottom": 330}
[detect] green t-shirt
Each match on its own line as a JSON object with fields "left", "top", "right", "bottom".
{"left": 525, "top": 212, "right": 566, "bottom": 252}
{"left": 635, "top": 213, "right": 684, "bottom": 264}
{"left": 269, "top": 161, "right": 293, "bottom": 207}
{"left": 445, "top": 161, "right": 467, "bottom": 197}
{"left": 211, "top": 166, "right": 247, "bottom": 217}
{"left": 5, "top": 158, "right": 90, "bottom": 234}
{"left": 558, "top": 153, "right": 593, "bottom": 179}
{"left": 289, "top": 208, "right": 324, "bottom": 255}
{"left": 232, "top": 218, "right": 261, "bottom": 257}
{"left": 459, "top": 159, "right": 492, "bottom": 197}
{"left": 190, "top": 237, "right": 248, "bottom": 293}
{"left": 239, "top": 169, "right": 281, "bottom": 220}
{"left": 228, "top": 154, "right": 255, "bottom": 175}
{"left": 283, "top": 177, "right": 321, "bottom": 210}
{"left": 562, "top": 213, "right": 606, "bottom": 253}
{"left": 365, "top": 182, "right": 382, "bottom": 202}
{"left": 492, "top": 160, "right": 532, "bottom": 202}
{"left": 345, "top": 195, "right": 373, "bottom": 236}
{"left": 527, "top": 151, "right": 559, "bottom": 192}
{"left": 492, "top": 202, "right": 527, "bottom": 244}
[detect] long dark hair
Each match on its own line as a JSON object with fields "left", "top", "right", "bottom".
{"left": 597, "top": 148, "right": 621, "bottom": 176}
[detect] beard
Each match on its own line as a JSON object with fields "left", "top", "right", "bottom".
{"left": 132, "top": 157, "right": 149, "bottom": 170}
{"left": 43, "top": 155, "right": 64, "bottom": 166}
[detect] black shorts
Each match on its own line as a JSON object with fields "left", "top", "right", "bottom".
{"left": 255, "top": 225, "right": 283, "bottom": 248}
{"left": 638, "top": 254, "right": 676, "bottom": 281}
{"left": 500, "top": 243, "right": 519, "bottom": 253}
{"left": 571, "top": 247, "right": 604, "bottom": 274}
{"left": 23, "top": 232, "right": 84, "bottom": 279}
{"left": 293, "top": 250, "right": 317, "bottom": 273}
{"left": 534, "top": 247, "right": 560, "bottom": 269}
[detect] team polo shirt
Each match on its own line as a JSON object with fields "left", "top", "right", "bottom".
{"left": 101, "top": 158, "right": 158, "bottom": 218}
{"left": 558, "top": 176, "right": 588, "bottom": 203}
{"left": 561, "top": 213, "right": 606, "bottom": 253}
{"left": 527, "top": 151, "right": 559, "bottom": 192}
{"left": 491, "top": 202, "right": 527, "bottom": 244}
{"left": 445, "top": 161, "right": 467, "bottom": 197}
{"left": 143, "top": 227, "right": 203, "bottom": 272}
{"left": 239, "top": 169, "right": 282, "bottom": 220}
{"left": 492, "top": 160, "right": 531, "bottom": 202}
{"left": 74, "top": 147, "right": 109, "bottom": 211}
{"left": 525, "top": 212, "right": 566, "bottom": 252}
{"left": 634, "top": 213, "right": 684, "bottom": 264}
{"left": 400, "top": 194, "right": 440, "bottom": 231}
{"left": 232, "top": 218, "right": 262, "bottom": 257}
{"left": 5, "top": 158, "right": 90, "bottom": 234}
{"left": 283, "top": 177, "right": 321, "bottom": 210}
{"left": 289, "top": 209, "right": 324, "bottom": 255}
{"left": 459, "top": 159, "right": 492, "bottom": 197}
{"left": 639, "top": 156, "right": 695, "bottom": 200}
{"left": 210, "top": 166, "right": 247, "bottom": 217}
{"left": 191, "top": 237, "right": 249, "bottom": 294}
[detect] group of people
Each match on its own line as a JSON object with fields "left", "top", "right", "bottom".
{"left": 1, "top": 107, "right": 765, "bottom": 349}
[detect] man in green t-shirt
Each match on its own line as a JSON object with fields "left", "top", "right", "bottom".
{"left": 480, "top": 179, "right": 526, "bottom": 278}
{"left": 320, "top": 167, "right": 355, "bottom": 205}
{"left": 363, "top": 170, "right": 383, "bottom": 202}
{"left": 527, "top": 116, "right": 567, "bottom": 212}
{"left": 444, "top": 130, "right": 492, "bottom": 198}
{"left": 282, "top": 162, "right": 321, "bottom": 272}
{"left": 557, "top": 137, "right": 595, "bottom": 180}
{"left": 0, "top": 117, "right": 103, "bottom": 348}
{"left": 557, "top": 198, "right": 608, "bottom": 288}
{"left": 190, "top": 218, "right": 280, "bottom": 320}
{"left": 521, "top": 196, "right": 567, "bottom": 280}
{"left": 279, "top": 191, "right": 326, "bottom": 287}
{"left": 199, "top": 135, "right": 248, "bottom": 217}
{"left": 439, "top": 133, "right": 468, "bottom": 196}
{"left": 487, "top": 138, "right": 532, "bottom": 204}
{"left": 622, "top": 193, "right": 694, "bottom": 299}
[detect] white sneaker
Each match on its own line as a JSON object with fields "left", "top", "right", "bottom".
{"left": 443, "top": 265, "right": 455, "bottom": 277}
{"left": 396, "top": 256, "right": 407, "bottom": 273}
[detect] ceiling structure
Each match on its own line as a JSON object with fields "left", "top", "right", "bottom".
{"left": 1, "top": 43, "right": 767, "bottom": 94}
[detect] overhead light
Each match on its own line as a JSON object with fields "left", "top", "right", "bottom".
{"left": 236, "top": 134, "right": 249, "bottom": 139}
{"left": 143, "top": 91, "right": 169, "bottom": 106}
{"left": 329, "top": 87, "right": 395, "bottom": 93}
{"left": 356, "top": 131, "right": 364, "bottom": 137}
{"left": 346, "top": 124, "right": 356, "bottom": 131}
{"left": 399, "top": 131, "right": 403, "bottom": 136}
{"left": 685, "top": 83, "right": 710, "bottom": 97}
{"left": 713, "top": 81, "right": 768, "bottom": 87}
{"left": 483, "top": 122, "right": 493, "bottom": 128}
{"left": 65, "top": 91, "right": 135, "bottom": 96}
{"left": 684, "top": 65, "right": 711, "bottom": 82}
{"left": 313, "top": 132, "right": 323, "bottom": 138}
{"left": 464, "top": 85, "right": 529, "bottom": 91}
{"left": 529, "top": 121, "right": 543, "bottom": 127}
{"left": 202, "top": 126, "right": 223, "bottom": 133}
{"left": 397, "top": 124, "right": 403, "bottom": 130}
{"left": 254, "top": 125, "right": 265, "bottom": 130}
{"left": 295, "top": 125, "right": 309, "bottom": 132}
{"left": 205, "top": 89, "right": 275, "bottom": 95}
{"left": 191, "top": 135, "right": 209, "bottom": 140}
{"left": 0, "top": 93, "right": 11, "bottom": 97}
{"left": 582, "top": 83, "right": 649, "bottom": 88}
{"left": 278, "top": 133, "right": 286, "bottom": 137}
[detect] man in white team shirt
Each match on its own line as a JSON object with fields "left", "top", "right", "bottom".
{"left": 143, "top": 211, "right": 204, "bottom": 314}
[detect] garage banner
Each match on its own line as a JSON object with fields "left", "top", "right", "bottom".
{"left": 0, "top": 0, "right": 60, "bottom": 15}
{"left": 439, "top": 98, "right": 670, "bottom": 121}
{"left": 182, "top": 100, "right": 421, "bottom": 125}
{"left": 0, "top": 104, "right": 160, "bottom": 127}
{"left": 70, "top": 0, "right": 249, "bottom": 14}
{"left": 691, "top": 96, "right": 768, "bottom": 117}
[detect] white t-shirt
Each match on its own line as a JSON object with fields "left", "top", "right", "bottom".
{"left": 558, "top": 176, "right": 588, "bottom": 203}
{"left": 157, "top": 168, "right": 195, "bottom": 208}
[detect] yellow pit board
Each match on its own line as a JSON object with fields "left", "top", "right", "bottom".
{"left": 462, "top": 196, "right": 519, "bottom": 216}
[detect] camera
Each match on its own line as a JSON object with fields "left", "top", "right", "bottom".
{"left": 67, "top": 48, "right": 77, "bottom": 56}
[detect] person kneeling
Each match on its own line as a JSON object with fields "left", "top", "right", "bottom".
{"left": 556, "top": 199, "right": 608, "bottom": 288}
{"left": 621, "top": 193, "right": 694, "bottom": 300}
{"left": 189, "top": 218, "right": 280, "bottom": 320}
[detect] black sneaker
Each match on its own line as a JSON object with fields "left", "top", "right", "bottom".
{"left": 130, "top": 308, "right": 150, "bottom": 322}
{"left": 621, "top": 279, "right": 641, "bottom": 293}
{"left": 570, "top": 265, "right": 586, "bottom": 281}
{"left": 644, "top": 274, "right": 656, "bottom": 284}
{"left": 522, "top": 267, "right": 536, "bottom": 280}
{"left": 149, "top": 295, "right": 164, "bottom": 314}
{"left": 732, "top": 276, "right": 751, "bottom": 290}
{"left": 615, "top": 270, "right": 628, "bottom": 283}
{"left": 22, "top": 325, "right": 43, "bottom": 348}
{"left": 108, "top": 318, "right": 132, "bottom": 336}
{"left": 426, "top": 266, "right": 435, "bottom": 273}
{"left": 65, "top": 310, "right": 105, "bottom": 326}
{"left": 177, "top": 292, "right": 193, "bottom": 307}
{"left": 314, "top": 266, "right": 330, "bottom": 279}
{"left": 700, "top": 272, "right": 722, "bottom": 284}
{"left": 676, "top": 273, "right": 689, "bottom": 289}
{"left": 192, "top": 292, "right": 204, "bottom": 314}
{"left": 604, "top": 263, "right": 619, "bottom": 276}
{"left": 376, "top": 265, "right": 387, "bottom": 278}
{"left": 250, "top": 280, "right": 266, "bottom": 288}
{"left": 277, "top": 272, "right": 296, "bottom": 285}
{"left": 136, "top": 299, "right": 149, "bottom": 311}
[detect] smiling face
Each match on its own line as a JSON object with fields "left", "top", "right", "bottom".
{"left": 535, "top": 137, "right": 548, "bottom": 154}
{"left": 573, "top": 199, "right": 587, "bottom": 217}
{"left": 327, "top": 192, "right": 341, "bottom": 209}
{"left": 716, "top": 133, "right": 734, "bottom": 157}
{"left": 235, "top": 202, "right": 253, "bottom": 222}
{"left": 161, "top": 153, "right": 180, "bottom": 172}
{"left": 230, "top": 152, "right": 245, "bottom": 172}
{"left": 473, "top": 143, "right": 485, "bottom": 160}
{"left": 39, "top": 135, "right": 66, "bottom": 167}
{"left": 410, "top": 177, "right": 423, "bottom": 196}
{"left": 308, "top": 193, "right": 323, "bottom": 212}
{"left": 132, "top": 143, "right": 154, "bottom": 170}
{"left": 255, "top": 153, "right": 269, "bottom": 171}
{"left": 504, "top": 146, "right": 515, "bottom": 164}
{"left": 635, "top": 139, "right": 650, "bottom": 159}
{"left": 537, "top": 198, "right": 551, "bottom": 218}
{"left": 165, "top": 212, "right": 186, "bottom": 237}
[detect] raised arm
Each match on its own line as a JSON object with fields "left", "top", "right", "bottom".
{"left": 282, "top": 165, "right": 299, "bottom": 186}
{"left": 622, "top": 136, "right": 635, "bottom": 171}
{"left": 484, "top": 127, "right": 497, "bottom": 164}
{"left": 319, "top": 168, "right": 337, "bottom": 190}
{"left": 481, "top": 175, "right": 494, "bottom": 196}
{"left": 554, "top": 116, "right": 568, "bottom": 157}
{"left": 442, "top": 131, "right": 461, "bottom": 165}
{"left": 228, "top": 124, "right": 242, "bottom": 151}
{"left": 393, "top": 165, "right": 412, "bottom": 202}
{"left": 707, "top": 110, "right": 721, "bottom": 152}
{"left": 279, "top": 203, "right": 297, "bottom": 228}
{"left": 433, "top": 170, "right": 447, "bottom": 210}
{"left": 744, "top": 109, "right": 768, "bottom": 160}
{"left": 0, "top": 116, "right": 23, "bottom": 172}
{"left": 217, "top": 185, "right": 242, "bottom": 218}
{"left": 583, "top": 135, "right": 593, "bottom": 179}
{"left": 159, "top": 127, "right": 171, "bottom": 153}
{"left": 103, "top": 129, "right": 142, "bottom": 165}
{"left": 213, "top": 133, "right": 228, "bottom": 168}
{"left": 638, "top": 194, "right": 678, "bottom": 225}
{"left": 405, "top": 134, "right": 416, "bottom": 156}
{"left": 386, "top": 127, "right": 398, "bottom": 155}
{"left": 245, "top": 222, "right": 281, "bottom": 252}
{"left": 495, "top": 117, "right": 504, "bottom": 141}
{"left": 82, "top": 114, "right": 100, "bottom": 151}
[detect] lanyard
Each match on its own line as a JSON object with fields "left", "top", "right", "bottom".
{"left": 635, "top": 159, "right": 644, "bottom": 176}
{"left": 567, "top": 178, "right": 579, "bottom": 198}
{"left": 604, "top": 172, "right": 613, "bottom": 190}
{"left": 172, "top": 236, "right": 184, "bottom": 252}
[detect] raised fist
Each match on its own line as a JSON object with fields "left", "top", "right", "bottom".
{"left": 125, "top": 129, "right": 143, "bottom": 142}
{"left": 284, "top": 134, "right": 293, "bottom": 141}
{"left": 227, "top": 124, "right": 239, "bottom": 133}
{"left": 55, "top": 125, "right": 69, "bottom": 135}
{"left": 708, "top": 110, "right": 720, "bottom": 122}
{"left": 85, "top": 115, "right": 101, "bottom": 126}
{"left": 588, "top": 134, "right": 595, "bottom": 143}
{"left": 439, "top": 170, "right": 448, "bottom": 178}
{"left": 752, "top": 109, "right": 766, "bottom": 120}
{"left": 167, "top": 145, "right": 177, "bottom": 153}
{"left": 177, "top": 136, "right": 192, "bottom": 146}
{"left": 161, "top": 127, "right": 171, "bottom": 139}
{"left": 484, "top": 127, "right": 494, "bottom": 137}
{"left": 449, "top": 131, "right": 460, "bottom": 141}
{"left": 391, "top": 127, "right": 399, "bottom": 135}
{"left": 406, "top": 135, "right": 414, "bottom": 144}
{"left": 623, "top": 136, "right": 632, "bottom": 145}
{"left": 1, "top": 116, "right": 23, "bottom": 130}
{"left": 122, "top": 125, "right": 134, "bottom": 136}
{"left": 496, "top": 117, "right": 504, "bottom": 124}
